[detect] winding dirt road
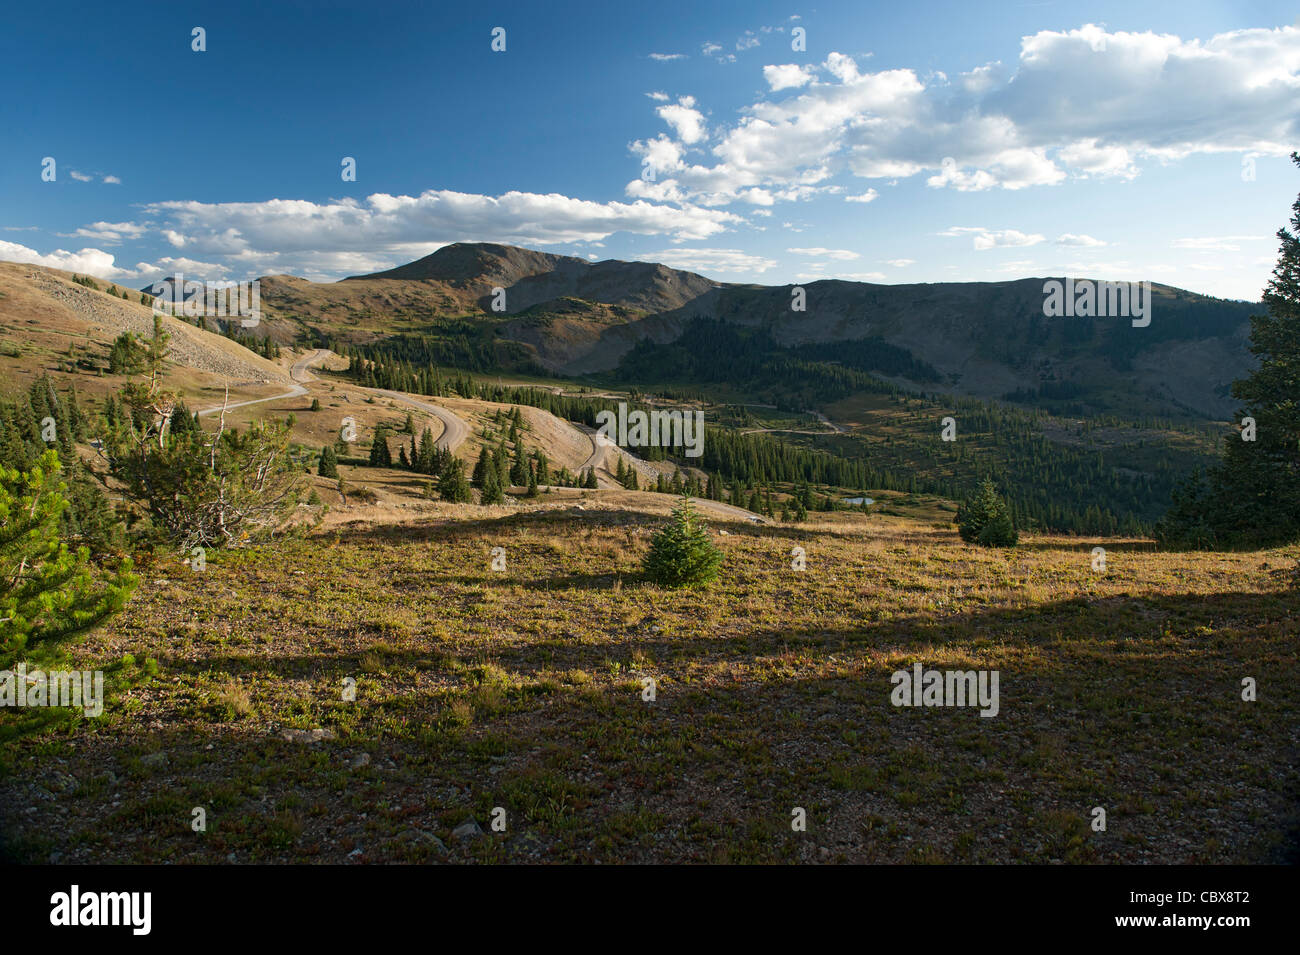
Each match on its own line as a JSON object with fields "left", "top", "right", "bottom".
{"left": 196, "top": 348, "right": 324, "bottom": 417}
{"left": 198, "top": 350, "right": 471, "bottom": 454}
{"left": 372, "top": 389, "right": 469, "bottom": 453}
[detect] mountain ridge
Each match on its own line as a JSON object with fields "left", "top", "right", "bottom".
{"left": 320, "top": 243, "right": 1260, "bottom": 419}
{"left": 88, "top": 241, "right": 1264, "bottom": 419}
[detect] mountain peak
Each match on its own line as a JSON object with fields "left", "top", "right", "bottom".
{"left": 346, "top": 242, "right": 583, "bottom": 285}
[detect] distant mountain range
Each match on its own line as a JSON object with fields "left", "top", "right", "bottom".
{"left": 250, "top": 242, "right": 1261, "bottom": 420}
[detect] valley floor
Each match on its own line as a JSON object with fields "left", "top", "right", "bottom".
{"left": 2, "top": 496, "right": 1297, "bottom": 864}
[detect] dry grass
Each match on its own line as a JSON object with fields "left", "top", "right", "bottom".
{"left": 1, "top": 501, "right": 1296, "bottom": 864}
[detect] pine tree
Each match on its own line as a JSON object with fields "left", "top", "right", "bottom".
{"left": 511, "top": 443, "right": 529, "bottom": 486}
{"left": 416, "top": 428, "right": 436, "bottom": 473}
{"left": 315, "top": 445, "right": 337, "bottom": 478}
{"left": 642, "top": 495, "right": 724, "bottom": 588}
{"left": 481, "top": 462, "right": 505, "bottom": 504}
{"left": 439, "top": 456, "right": 472, "bottom": 503}
{"left": 1, "top": 450, "right": 136, "bottom": 665}
{"left": 368, "top": 427, "right": 392, "bottom": 467}
{"left": 472, "top": 446, "right": 492, "bottom": 487}
{"left": 956, "top": 478, "right": 1018, "bottom": 547}
{"left": 493, "top": 441, "right": 510, "bottom": 488}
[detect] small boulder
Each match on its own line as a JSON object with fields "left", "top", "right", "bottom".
{"left": 451, "top": 819, "right": 484, "bottom": 842}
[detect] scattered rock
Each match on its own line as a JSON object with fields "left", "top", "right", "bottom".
{"left": 451, "top": 819, "right": 484, "bottom": 842}
{"left": 140, "top": 752, "right": 170, "bottom": 769}
{"left": 399, "top": 829, "right": 448, "bottom": 853}
{"left": 348, "top": 753, "right": 371, "bottom": 769}
{"left": 282, "top": 728, "right": 336, "bottom": 744}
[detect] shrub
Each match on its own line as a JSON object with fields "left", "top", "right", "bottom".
{"left": 956, "top": 478, "right": 1018, "bottom": 547}
{"left": 643, "top": 495, "right": 724, "bottom": 588}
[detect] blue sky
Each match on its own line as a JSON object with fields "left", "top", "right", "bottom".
{"left": 1, "top": 0, "right": 1297, "bottom": 300}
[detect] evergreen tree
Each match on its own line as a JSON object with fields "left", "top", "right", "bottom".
{"left": 472, "top": 446, "right": 492, "bottom": 487}
{"left": 169, "top": 401, "right": 198, "bottom": 438}
{"left": 494, "top": 440, "right": 510, "bottom": 488}
{"left": 417, "top": 428, "right": 437, "bottom": 474}
{"left": 480, "top": 462, "right": 505, "bottom": 504}
{"left": 643, "top": 495, "right": 724, "bottom": 588}
{"left": 1, "top": 450, "right": 136, "bottom": 665}
{"left": 511, "top": 443, "right": 529, "bottom": 486}
{"left": 318, "top": 445, "right": 339, "bottom": 478}
{"left": 439, "top": 456, "right": 472, "bottom": 503}
{"left": 108, "top": 332, "right": 144, "bottom": 375}
{"left": 66, "top": 383, "right": 87, "bottom": 441}
{"left": 368, "top": 427, "right": 393, "bottom": 467}
{"left": 956, "top": 478, "right": 1019, "bottom": 547}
